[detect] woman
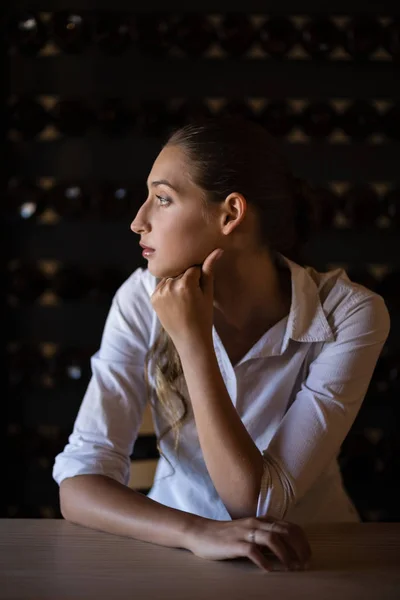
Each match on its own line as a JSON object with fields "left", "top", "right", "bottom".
{"left": 53, "top": 116, "right": 390, "bottom": 573}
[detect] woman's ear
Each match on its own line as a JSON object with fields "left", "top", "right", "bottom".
{"left": 222, "top": 192, "right": 247, "bottom": 233}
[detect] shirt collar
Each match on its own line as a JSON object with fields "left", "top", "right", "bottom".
{"left": 215, "top": 252, "right": 336, "bottom": 366}
{"left": 278, "top": 254, "right": 335, "bottom": 353}
{"left": 276, "top": 253, "right": 335, "bottom": 355}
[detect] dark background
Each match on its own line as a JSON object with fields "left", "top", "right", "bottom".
{"left": 3, "top": 1, "right": 400, "bottom": 521}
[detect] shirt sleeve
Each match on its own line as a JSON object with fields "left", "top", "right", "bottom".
{"left": 52, "top": 267, "right": 153, "bottom": 488}
{"left": 256, "top": 292, "right": 391, "bottom": 520}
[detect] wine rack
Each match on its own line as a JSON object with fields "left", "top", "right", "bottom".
{"left": 3, "top": 1, "right": 400, "bottom": 522}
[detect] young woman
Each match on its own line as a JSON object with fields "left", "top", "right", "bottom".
{"left": 53, "top": 116, "right": 390, "bottom": 573}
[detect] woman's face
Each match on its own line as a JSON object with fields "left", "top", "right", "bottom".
{"left": 130, "top": 145, "right": 223, "bottom": 279}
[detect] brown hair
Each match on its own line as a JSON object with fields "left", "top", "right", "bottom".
{"left": 143, "top": 115, "right": 323, "bottom": 481}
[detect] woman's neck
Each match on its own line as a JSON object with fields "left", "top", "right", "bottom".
{"left": 212, "top": 250, "right": 292, "bottom": 337}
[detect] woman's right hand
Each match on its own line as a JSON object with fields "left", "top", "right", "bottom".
{"left": 186, "top": 515, "right": 312, "bottom": 573}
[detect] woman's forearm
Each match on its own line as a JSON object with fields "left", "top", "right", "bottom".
{"left": 60, "top": 474, "right": 206, "bottom": 550}
{"left": 177, "top": 340, "right": 264, "bottom": 520}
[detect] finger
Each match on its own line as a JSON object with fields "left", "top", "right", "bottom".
{"left": 165, "top": 275, "right": 182, "bottom": 283}
{"left": 152, "top": 278, "right": 169, "bottom": 294}
{"left": 285, "top": 523, "right": 312, "bottom": 565}
{"left": 256, "top": 522, "right": 298, "bottom": 565}
{"left": 275, "top": 534, "right": 302, "bottom": 569}
{"left": 155, "top": 277, "right": 173, "bottom": 292}
{"left": 257, "top": 520, "right": 312, "bottom": 567}
{"left": 239, "top": 543, "right": 273, "bottom": 573}
{"left": 254, "top": 530, "right": 294, "bottom": 570}
{"left": 258, "top": 531, "right": 298, "bottom": 568}
{"left": 202, "top": 249, "right": 223, "bottom": 277}
{"left": 181, "top": 266, "right": 201, "bottom": 283}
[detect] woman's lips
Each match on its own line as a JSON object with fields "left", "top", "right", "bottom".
{"left": 142, "top": 247, "right": 155, "bottom": 257}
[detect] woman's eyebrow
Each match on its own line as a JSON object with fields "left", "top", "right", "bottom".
{"left": 147, "top": 179, "right": 180, "bottom": 193}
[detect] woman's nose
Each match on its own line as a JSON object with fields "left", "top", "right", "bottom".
{"left": 130, "top": 199, "right": 150, "bottom": 234}
{"left": 130, "top": 211, "right": 151, "bottom": 235}
{"left": 130, "top": 219, "right": 143, "bottom": 234}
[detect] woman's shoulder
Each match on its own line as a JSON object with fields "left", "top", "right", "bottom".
{"left": 306, "top": 263, "right": 390, "bottom": 329}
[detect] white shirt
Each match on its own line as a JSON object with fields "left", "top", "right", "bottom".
{"left": 53, "top": 253, "right": 391, "bottom": 525}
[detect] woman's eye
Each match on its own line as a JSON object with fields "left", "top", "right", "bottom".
{"left": 156, "top": 195, "right": 172, "bottom": 206}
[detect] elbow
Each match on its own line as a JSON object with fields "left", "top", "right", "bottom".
{"left": 55, "top": 456, "right": 130, "bottom": 520}
{"left": 228, "top": 464, "right": 264, "bottom": 520}
{"left": 59, "top": 477, "right": 78, "bottom": 521}
{"left": 59, "top": 475, "right": 92, "bottom": 522}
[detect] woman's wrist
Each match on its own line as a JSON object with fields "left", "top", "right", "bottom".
{"left": 182, "top": 513, "right": 214, "bottom": 552}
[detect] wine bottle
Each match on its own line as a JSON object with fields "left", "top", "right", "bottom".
{"left": 301, "top": 101, "right": 338, "bottom": 138}
{"left": 369, "top": 347, "right": 400, "bottom": 396}
{"left": 97, "top": 98, "right": 135, "bottom": 136}
{"left": 95, "top": 12, "right": 135, "bottom": 55}
{"left": 376, "top": 270, "right": 400, "bottom": 313}
{"left": 50, "top": 265, "right": 91, "bottom": 300}
{"left": 6, "top": 12, "right": 48, "bottom": 56}
{"left": 135, "top": 12, "right": 174, "bottom": 58}
{"left": 8, "top": 97, "right": 49, "bottom": 139}
{"left": 338, "top": 100, "right": 379, "bottom": 139}
{"left": 346, "top": 267, "right": 377, "bottom": 291}
{"left": 217, "top": 14, "right": 256, "bottom": 57}
{"left": 51, "top": 98, "right": 95, "bottom": 136}
{"left": 382, "top": 19, "right": 400, "bottom": 62}
{"left": 136, "top": 100, "right": 172, "bottom": 137}
{"left": 7, "top": 263, "right": 49, "bottom": 303}
{"left": 86, "top": 266, "right": 126, "bottom": 302}
{"left": 47, "top": 182, "right": 91, "bottom": 219}
{"left": 340, "top": 185, "right": 382, "bottom": 228}
{"left": 24, "top": 427, "right": 64, "bottom": 458}
{"left": 48, "top": 346, "right": 93, "bottom": 385}
{"left": 343, "top": 16, "right": 383, "bottom": 60}
{"left": 312, "top": 186, "right": 338, "bottom": 229}
{"left": 171, "top": 14, "right": 216, "bottom": 58}
{"left": 301, "top": 17, "right": 343, "bottom": 59}
{"left": 52, "top": 10, "right": 92, "bottom": 54}
{"left": 5, "top": 180, "right": 47, "bottom": 222}
{"left": 90, "top": 183, "right": 133, "bottom": 219}
{"left": 7, "top": 343, "right": 49, "bottom": 389}
{"left": 258, "top": 17, "right": 299, "bottom": 58}
{"left": 258, "top": 101, "right": 296, "bottom": 137}
{"left": 382, "top": 187, "right": 400, "bottom": 228}
{"left": 381, "top": 103, "right": 400, "bottom": 141}
{"left": 374, "top": 433, "right": 400, "bottom": 494}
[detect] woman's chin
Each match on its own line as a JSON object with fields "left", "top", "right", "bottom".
{"left": 148, "top": 264, "right": 190, "bottom": 280}
{"left": 147, "top": 263, "right": 176, "bottom": 279}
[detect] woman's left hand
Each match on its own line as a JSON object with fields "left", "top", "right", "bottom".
{"left": 150, "top": 248, "right": 224, "bottom": 351}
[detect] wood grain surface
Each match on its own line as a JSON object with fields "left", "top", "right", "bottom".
{"left": 1, "top": 520, "right": 400, "bottom": 599}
